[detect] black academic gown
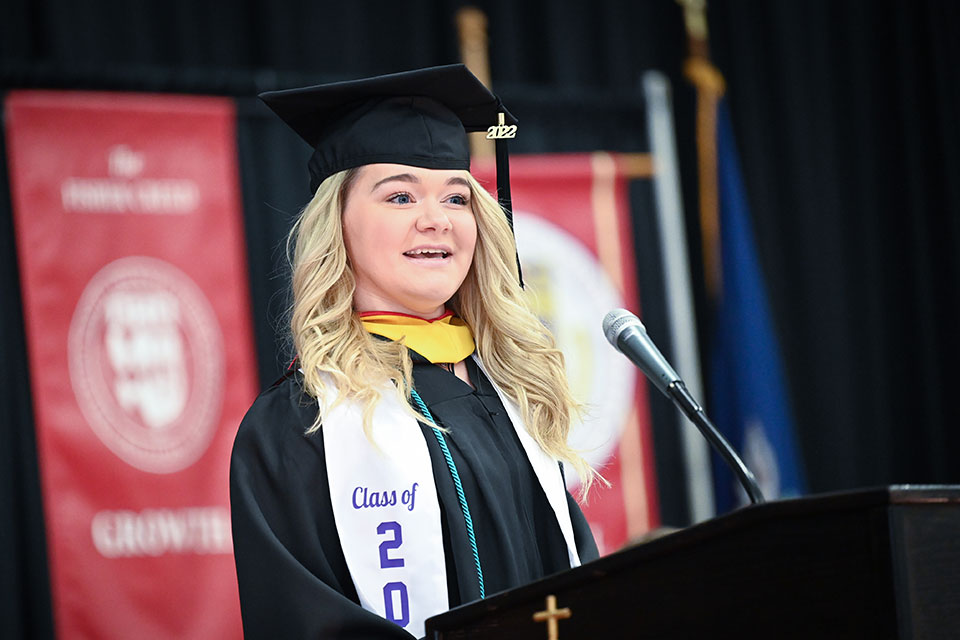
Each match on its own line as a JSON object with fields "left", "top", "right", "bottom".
{"left": 230, "top": 353, "right": 598, "bottom": 639}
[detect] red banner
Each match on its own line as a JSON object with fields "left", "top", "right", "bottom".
{"left": 6, "top": 91, "right": 255, "bottom": 638}
{"left": 474, "top": 153, "right": 659, "bottom": 553}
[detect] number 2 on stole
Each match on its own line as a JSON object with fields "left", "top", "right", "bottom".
{"left": 377, "top": 521, "right": 409, "bottom": 626}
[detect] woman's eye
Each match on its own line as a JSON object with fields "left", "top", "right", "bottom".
{"left": 387, "top": 192, "right": 413, "bottom": 205}
{"left": 447, "top": 194, "right": 469, "bottom": 206}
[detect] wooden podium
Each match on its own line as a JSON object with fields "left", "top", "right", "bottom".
{"left": 425, "top": 486, "right": 960, "bottom": 639}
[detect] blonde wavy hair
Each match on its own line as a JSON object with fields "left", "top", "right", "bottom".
{"left": 288, "top": 166, "right": 599, "bottom": 492}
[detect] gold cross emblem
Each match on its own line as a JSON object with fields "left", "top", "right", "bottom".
{"left": 532, "top": 594, "right": 572, "bottom": 640}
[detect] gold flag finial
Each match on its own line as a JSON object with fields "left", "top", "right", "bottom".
{"left": 676, "top": 0, "right": 709, "bottom": 42}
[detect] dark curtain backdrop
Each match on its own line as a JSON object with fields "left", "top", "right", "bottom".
{"left": 709, "top": 0, "right": 960, "bottom": 490}
{"left": 2, "top": 1, "right": 958, "bottom": 637}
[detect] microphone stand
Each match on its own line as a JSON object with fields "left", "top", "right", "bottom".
{"left": 668, "top": 381, "right": 765, "bottom": 505}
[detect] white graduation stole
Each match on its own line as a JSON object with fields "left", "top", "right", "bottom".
{"left": 322, "top": 360, "right": 580, "bottom": 637}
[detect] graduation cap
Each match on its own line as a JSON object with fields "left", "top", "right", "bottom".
{"left": 259, "top": 64, "right": 519, "bottom": 243}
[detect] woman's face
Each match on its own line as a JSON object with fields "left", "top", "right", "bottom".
{"left": 342, "top": 163, "right": 478, "bottom": 318}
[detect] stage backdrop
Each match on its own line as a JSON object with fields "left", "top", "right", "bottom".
{"left": 475, "top": 153, "right": 659, "bottom": 552}
{"left": 5, "top": 91, "right": 254, "bottom": 638}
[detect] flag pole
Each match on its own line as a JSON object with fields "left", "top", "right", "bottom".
{"left": 677, "top": 0, "right": 726, "bottom": 301}
{"left": 643, "top": 71, "right": 716, "bottom": 523}
{"left": 456, "top": 7, "right": 496, "bottom": 161}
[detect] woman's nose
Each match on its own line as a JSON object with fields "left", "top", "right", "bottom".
{"left": 416, "top": 200, "right": 452, "bottom": 232}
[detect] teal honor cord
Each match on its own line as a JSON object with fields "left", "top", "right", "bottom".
{"left": 409, "top": 388, "right": 485, "bottom": 599}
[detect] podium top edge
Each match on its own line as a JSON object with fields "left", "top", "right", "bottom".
{"left": 784, "top": 484, "right": 960, "bottom": 506}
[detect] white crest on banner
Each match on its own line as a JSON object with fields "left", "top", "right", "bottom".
{"left": 513, "top": 213, "right": 636, "bottom": 488}
{"left": 68, "top": 256, "right": 224, "bottom": 473}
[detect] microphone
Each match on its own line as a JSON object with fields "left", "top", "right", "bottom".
{"left": 603, "top": 309, "right": 765, "bottom": 505}
{"left": 603, "top": 309, "right": 683, "bottom": 398}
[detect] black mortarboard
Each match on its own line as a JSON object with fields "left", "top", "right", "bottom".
{"left": 259, "top": 63, "right": 522, "bottom": 284}
{"left": 260, "top": 64, "right": 516, "bottom": 206}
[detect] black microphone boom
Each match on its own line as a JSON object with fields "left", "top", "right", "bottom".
{"left": 602, "top": 308, "right": 765, "bottom": 506}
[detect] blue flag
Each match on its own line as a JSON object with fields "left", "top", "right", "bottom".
{"left": 709, "top": 100, "right": 806, "bottom": 513}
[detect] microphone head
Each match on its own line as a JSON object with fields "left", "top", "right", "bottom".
{"left": 602, "top": 308, "right": 646, "bottom": 349}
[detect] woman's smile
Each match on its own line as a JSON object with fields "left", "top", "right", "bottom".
{"left": 403, "top": 245, "right": 453, "bottom": 262}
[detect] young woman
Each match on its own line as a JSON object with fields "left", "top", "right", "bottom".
{"left": 230, "top": 65, "right": 599, "bottom": 639}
